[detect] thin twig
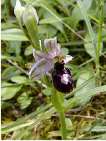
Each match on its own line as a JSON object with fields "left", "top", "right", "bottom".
{"left": 8, "top": 60, "right": 28, "bottom": 76}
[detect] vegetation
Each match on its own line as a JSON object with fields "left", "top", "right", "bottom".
{"left": 1, "top": 0, "right": 106, "bottom": 139}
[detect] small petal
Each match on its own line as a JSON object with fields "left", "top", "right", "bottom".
{"left": 44, "top": 37, "right": 57, "bottom": 49}
{"left": 47, "top": 44, "right": 61, "bottom": 59}
{"left": 29, "top": 58, "right": 53, "bottom": 79}
{"left": 29, "top": 58, "right": 45, "bottom": 76}
{"left": 44, "top": 37, "right": 61, "bottom": 59}
{"left": 64, "top": 55, "right": 73, "bottom": 64}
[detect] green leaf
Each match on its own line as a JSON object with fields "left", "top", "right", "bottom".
{"left": 1, "top": 55, "right": 14, "bottom": 60}
{"left": 74, "top": 69, "right": 95, "bottom": 105}
{"left": 84, "top": 34, "right": 96, "bottom": 58}
{"left": 1, "top": 82, "right": 22, "bottom": 100}
{"left": 11, "top": 76, "right": 28, "bottom": 84}
{"left": 24, "top": 45, "right": 33, "bottom": 56}
{"left": 72, "top": 6, "right": 82, "bottom": 28}
{"left": 33, "top": 0, "right": 64, "bottom": 32}
{"left": 38, "top": 25, "right": 57, "bottom": 37}
{"left": 84, "top": 33, "right": 103, "bottom": 58}
{"left": 1, "top": 25, "right": 57, "bottom": 41}
{"left": 1, "top": 28, "right": 28, "bottom": 41}
{"left": 17, "top": 92, "right": 32, "bottom": 109}
{"left": 66, "top": 84, "right": 106, "bottom": 111}
{"left": 72, "top": 0, "right": 93, "bottom": 27}
{"left": 84, "top": 126, "right": 106, "bottom": 133}
{"left": 42, "top": 10, "right": 64, "bottom": 33}
{"left": 65, "top": 118, "right": 73, "bottom": 129}
{"left": 78, "top": 0, "right": 95, "bottom": 46}
{"left": 2, "top": 66, "right": 21, "bottom": 80}
{"left": 42, "top": 87, "right": 52, "bottom": 96}
{"left": 8, "top": 41, "right": 22, "bottom": 56}
{"left": 39, "top": 17, "right": 72, "bottom": 25}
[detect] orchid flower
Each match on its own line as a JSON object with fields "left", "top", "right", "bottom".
{"left": 29, "top": 37, "right": 73, "bottom": 80}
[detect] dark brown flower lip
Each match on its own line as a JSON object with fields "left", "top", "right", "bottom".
{"left": 52, "top": 62, "right": 73, "bottom": 93}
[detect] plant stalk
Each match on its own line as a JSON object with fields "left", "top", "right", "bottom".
{"left": 59, "top": 111, "right": 67, "bottom": 139}
{"left": 51, "top": 89, "right": 67, "bottom": 139}
{"left": 96, "top": 0, "right": 104, "bottom": 85}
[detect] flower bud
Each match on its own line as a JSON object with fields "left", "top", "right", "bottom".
{"left": 22, "top": 5, "right": 40, "bottom": 50}
{"left": 14, "top": 0, "right": 25, "bottom": 28}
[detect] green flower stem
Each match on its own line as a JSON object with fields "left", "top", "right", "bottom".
{"left": 96, "top": 0, "right": 104, "bottom": 85}
{"left": 59, "top": 111, "right": 67, "bottom": 139}
{"left": 51, "top": 89, "right": 67, "bottom": 139}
